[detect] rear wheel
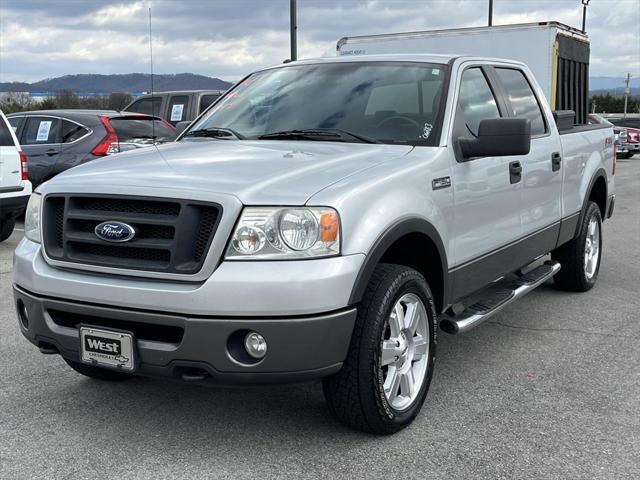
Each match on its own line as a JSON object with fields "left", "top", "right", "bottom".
{"left": 63, "top": 358, "right": 132, "bottom": 381}
{"left": 0, "top": 218, "right": 16, "bottom": 242}
{"left": 323, "top": 264, "right": 437, "bottom": 434}
{"left": 552, "top": 201, "right": 602, "bottom": 291}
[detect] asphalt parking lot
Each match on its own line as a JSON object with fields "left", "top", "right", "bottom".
{"left": 1, "top": 160, "right": 638, "bottom": 479}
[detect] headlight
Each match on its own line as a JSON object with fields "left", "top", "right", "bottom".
{"left": 24, "top": 193, "right": 42, "bottom": 243}
{"left": 226, "top": 207, "right": 340, "bottom": 260}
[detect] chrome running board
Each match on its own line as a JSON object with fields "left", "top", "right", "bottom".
{"left": 439, "top": 261, "right": 561, "bottom": 334}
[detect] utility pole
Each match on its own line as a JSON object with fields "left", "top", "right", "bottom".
{"left": 488, "top": 0, "right": 493, "bottom": 26}
{"left": 623, "top": 72, "right": 631, "bottom": 118}
{"left": 290, "top": 0, "right": 297, "bottom": 61}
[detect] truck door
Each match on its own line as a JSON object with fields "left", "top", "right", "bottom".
{"left": 493, "top": 67, "right": 562, "bottom": 248}
{"left": 449, "top": 66, "right": 523, "bottom": 298}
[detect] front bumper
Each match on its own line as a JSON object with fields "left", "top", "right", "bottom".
{"left": 0, "top": 189, "right": 30, "bottom": 220}
{"left": 14, "top": 285, "right": 357, "bottom": 384}
{"left": 14, "top": 238, "right": 365, "bottom": 316}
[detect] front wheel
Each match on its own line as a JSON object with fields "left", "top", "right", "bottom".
{"left": 323, "top": 264, "right": 437, "bottom": 434}
{"left": 552, "top": 201, "right": 603, "bottom": 291}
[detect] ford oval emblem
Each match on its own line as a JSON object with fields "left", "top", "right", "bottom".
{"left": 94, "top": 221, "right": 136, "bottom": 243}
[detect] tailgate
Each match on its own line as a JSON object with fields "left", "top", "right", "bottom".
{"left": 0, "top": 145, "right": 22, "bottom": 188}
{"left": 0, "top": 114, "right": 22, "bottom": 188}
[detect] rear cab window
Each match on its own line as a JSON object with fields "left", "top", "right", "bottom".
{"left": 22, "top": 116, "right": 61, "bottom": 145}
{"left": 109, "top": 116, "right": 176, "bottom": 143}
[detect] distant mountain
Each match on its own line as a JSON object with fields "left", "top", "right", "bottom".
{"left": 589, "top": 77, "right": 640, "bottom": 94}
{"left": 0, "top": 73, "right": 233, "bottom": 93}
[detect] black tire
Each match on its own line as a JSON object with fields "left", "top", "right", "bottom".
{"left": 63, "top": 358, "right": 132, "bottom": 381}
{"left": 0, "top": 218, "right": 16, "bottom": 242}
{"left": 552, "top": 201, "right": 603, "bottom": 292}
{"left": 322, "top": 264, "right": 437, "bottom": 434}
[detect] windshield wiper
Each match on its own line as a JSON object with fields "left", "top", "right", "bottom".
{"left": 258, "top": 128, "right": 381, "bottom": 144}
{"left": 183, "top": 127, "right": 245, "bottom": 140}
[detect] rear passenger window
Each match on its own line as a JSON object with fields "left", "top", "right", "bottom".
{"left": 199, "top": 94, "right": 220, "bottom": 113}
{"left": 168, "top": 95, "right": 189, "bottom": 125}
{"left": 495, "top": 68, "right": 546, "bottom": 135}
{"left": 0, "top": 116, "right": 15, "bottom": 146}
{"left": 61, "top": 120, "right": 89, "bottom": 143}
{"left": 22, "top": 117, "right": 60, "bottom": 145}
{"left": 127, "top": 97, "right": 162, "bottom": 117}
{"left": 457, "top": 68, "right": 501, "bottom": 136}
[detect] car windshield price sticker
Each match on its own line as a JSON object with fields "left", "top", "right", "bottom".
{"left": 36, "top": 121, "right": 52, "bottom": 142}
{"left": 170, "top": 104, "right": 184, "bottom": 121}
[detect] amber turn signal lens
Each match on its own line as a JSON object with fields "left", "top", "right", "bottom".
{"left": 320, "top": 211, "right": 339, "bottom": 242}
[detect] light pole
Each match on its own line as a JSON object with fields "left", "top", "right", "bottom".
{"left": 488, "top": 0, "right": 493, "bottom": 26}
{"left": 290, "top": 0, "right": 297, "bottom": 61}
{"left": 581, "top": 0, "right": 590, "bottom": 33}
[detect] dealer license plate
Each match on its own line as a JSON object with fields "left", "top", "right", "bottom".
{"left": 80, "top": 327, "right": 135, "bottom": 371}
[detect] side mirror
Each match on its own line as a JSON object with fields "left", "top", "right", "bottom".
{"left": 459, "top": 118, "right": 531, "bottom": 160}
{"left": 175, "top": 121, "right": 191, "bottom": 136}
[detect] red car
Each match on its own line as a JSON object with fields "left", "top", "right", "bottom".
{"left": 588, "top": 114, "right": 633, "bottom": 158}
{"left": 606, "top": 116, "right": 640, "bottom": 156}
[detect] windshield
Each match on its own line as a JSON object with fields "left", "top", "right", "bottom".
{"left": 183, "top": 62, "right": 448, "bottom": 145}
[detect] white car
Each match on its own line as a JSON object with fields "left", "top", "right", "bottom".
{"left": 0, "top": 110, "right": 32, "bottom": 241}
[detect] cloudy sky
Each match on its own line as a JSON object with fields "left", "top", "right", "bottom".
{"left": 0, "top": 0, "right": 638, "bottom": 83}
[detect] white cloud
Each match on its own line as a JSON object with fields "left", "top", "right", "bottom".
{"left": 0, "top": 0, "right": 638, "bottom": 83}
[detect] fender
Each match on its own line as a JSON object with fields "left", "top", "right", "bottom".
{"left": 348, "top": 217, "right": 449, "bottom": 309}
{"left": 576, "top": 167, "right": 607, "bottom": 233}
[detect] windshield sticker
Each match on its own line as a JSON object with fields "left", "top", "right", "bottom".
{"left": 419, "top": 123, "right": 433, "bottom": 140}
{"left": 36, "top": 121, "right": 52, "bottom": 141}
{"left": 431, "top": 68, "right": 440, "bottom": 76}
{"left": 170, "top": 104, "right": 184, "bottom": 121}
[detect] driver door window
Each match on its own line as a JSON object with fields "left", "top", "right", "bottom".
{"left": 457, "top": 68, "right": 501, "bottom": 136}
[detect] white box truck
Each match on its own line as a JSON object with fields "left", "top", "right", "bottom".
{"left": 337, "top": 21, "right": 590, "bottom": 124}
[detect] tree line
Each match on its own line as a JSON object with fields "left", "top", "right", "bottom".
{"left": 589, "top": 94, "right": 640, "bottom": 114}
{"left": 0, "top": 90, "right": 134, "bottom": 114}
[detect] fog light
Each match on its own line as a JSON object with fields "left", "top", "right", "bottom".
{"left": 244, "top": 331, "right": 267, "bottom": 359}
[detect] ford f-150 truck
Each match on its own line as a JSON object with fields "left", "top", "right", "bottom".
{"left": 13, "top": 54, "right": 615, "bottom": 434}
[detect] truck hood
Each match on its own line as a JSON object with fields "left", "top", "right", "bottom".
{"left": 48, "top": 140, "right": 413, "bottom": 204}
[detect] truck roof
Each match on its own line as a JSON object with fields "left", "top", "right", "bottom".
{"left": 272, "top": 53, "right": 526, "bottom": 69}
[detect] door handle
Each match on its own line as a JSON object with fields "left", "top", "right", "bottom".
{"left": 551, "top": 152, "right": 562, "bottom": 172}
{"left": 45, "top": 149, "right": 58, "bottom": 156}
{"left": 509, "top": 161, "right": 522, "bottom": 184}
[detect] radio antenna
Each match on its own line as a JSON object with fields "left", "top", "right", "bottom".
{"left": 148, "top": 6, "right": 156, "bottom": 142}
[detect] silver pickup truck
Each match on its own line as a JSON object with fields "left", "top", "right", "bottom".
{"left": 13, "top": 55, "right": 615, "bottom": 434}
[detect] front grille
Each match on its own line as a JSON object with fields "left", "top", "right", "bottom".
{"left": 42, "top": 195, "right": 222, "bottom": 274}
